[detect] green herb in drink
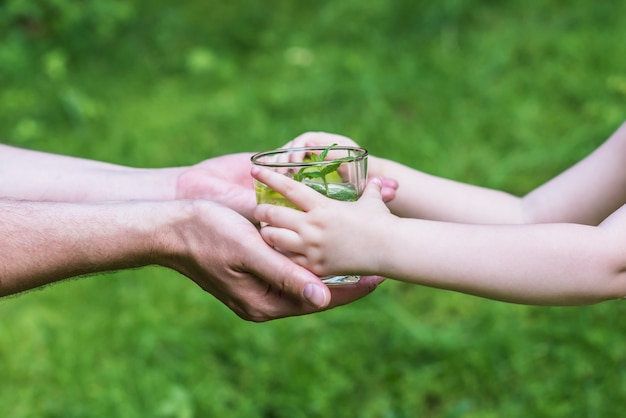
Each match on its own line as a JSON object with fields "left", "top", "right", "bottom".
{"left": 292, "top": 144, "right": 356, "bottom": 196}
{"left": 255, "top": 181, "right": 359, "bottom": 210}
{"left": 253, "top": 143, "right": 362, "bottom": 211}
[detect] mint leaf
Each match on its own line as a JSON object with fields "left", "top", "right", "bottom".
{"left": 292, "top": 143, "right": 353, "bottom": 196}
{"left": 318, "top": 143, "right": 337, "bottom": 161}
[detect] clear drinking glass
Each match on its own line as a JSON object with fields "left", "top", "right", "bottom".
{"left": 251, "top": 145, "right": 368, "bottom": 285}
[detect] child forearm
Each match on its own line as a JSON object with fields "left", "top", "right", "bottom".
{"left": 372, "top": 156, "right": 524, "bottom": 224}
{"left": 377, "top": 216, "right": 626, "bottom": 305}
{"left": 521, "top": 122, "right": 626, "bottom": 225}
{"left": 374, "top": 121, "right": 626, "bottom": 227}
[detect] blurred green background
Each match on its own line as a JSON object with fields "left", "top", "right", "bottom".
{"left": 1, "top": 0, "right": 625, "bottom": 416}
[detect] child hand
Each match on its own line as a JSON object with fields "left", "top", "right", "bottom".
{"left": 251, "top": 166, "right": 393, "bottom": 277}
{"left": 281, "top": 132, "right": 398, "bottom": 203}
{"left": 282, "top": 131, "right": 360, "bottom": 149}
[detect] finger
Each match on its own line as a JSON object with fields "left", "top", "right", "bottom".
{"left": 325, "top": 276, "right": 385, "bottom": 308}
{"left": 289, "top": 131, "right": 326, "bottom": 148}
{"left": 380, "top": 177, "right": 399, "bottom": 190}
{"left": 251, "top": 166, "right": 325, "bottom": 212}
{"left": 290, "top": 131, "right": 357, "bottom": 148}
{"left": 247, "top": 241, "right": 331, "bottom": 309}
{"left": 259, "top": 225, "right": 306, "bottom": 254}
{"left": 254, "top": 203, "right": 305, "bottom": 229}
{"left": 280, "top": 132, "right": 317, "bottom": 149}
{"left": 378, "top": 177, "right": 399, "bottom": 203}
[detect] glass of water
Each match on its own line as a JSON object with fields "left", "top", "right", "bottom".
{"left": 251, "top": 145, "right": 368, "bottom": 285}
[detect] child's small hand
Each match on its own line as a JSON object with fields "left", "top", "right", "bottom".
{"left": 281, "top": 132, "right": 398, "bottom": 203}
{"left": 282, "top": 131, "right": 359, "bottom": 149}
{"left": 251, "top": 166, "right": 393, "bottom": 276}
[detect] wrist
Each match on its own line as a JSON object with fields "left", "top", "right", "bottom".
{"left": 362, "top": 212, "right": 399, "bottom": 275}
{"left": 368, "top": 155, "right": 391, "bottom": 179}
{"left": 115, "top": 167, "right": 182, "bottom": 201}
{"left": 147, "top": 199, "right": 221, "bottom": 271}
{"left": 84, "top": 201, "right": 175, "bottom": 269}
{"left": 143, "top": 200, "right": 192, "bottom": 266}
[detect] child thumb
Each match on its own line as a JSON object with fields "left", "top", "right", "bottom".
{"left": 360, "top": 177, "right": 384, "bottom": 201}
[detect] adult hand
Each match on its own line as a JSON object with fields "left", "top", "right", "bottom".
{"left": 160, "top": 200, "right": 383, "bottom": 321}
{"left": 175, "top": 153, "right": 257, "bottom": 221}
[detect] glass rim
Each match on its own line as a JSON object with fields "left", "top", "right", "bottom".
{"left": 250, "top": 146, "right": 368, "bottom": 168}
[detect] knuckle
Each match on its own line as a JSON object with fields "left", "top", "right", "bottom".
{"left": 264, "top": 205, "right": 282, "bottom": 224}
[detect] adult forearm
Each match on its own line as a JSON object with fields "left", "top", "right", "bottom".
{"left": 0, "top": 145, "right": 180, "bottom": 201}
{"left": 0, "top": 199, "right": 162, "bottom": 296}
{"left": 377, "top": 217, "right": 626, "bottom": 305}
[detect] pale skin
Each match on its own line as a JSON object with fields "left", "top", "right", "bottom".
{"left": 0, "top": 144, "right": 386, "bottom": 321}
{"left": 253, "top": 122, "right": 626, "bottom": 306}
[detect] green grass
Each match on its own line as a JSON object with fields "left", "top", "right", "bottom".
{"left": 2, "top": 0, "right": 626, "bottom": 416}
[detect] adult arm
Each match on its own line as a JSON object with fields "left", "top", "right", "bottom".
{"left": 0, "top": 198, "right": 381, "bottom": 320}
{"left": 0, "top": 145, "right": 257, "bottom": 219}
{"left": 0, "top": 144, "right": 177, "bottom": 201}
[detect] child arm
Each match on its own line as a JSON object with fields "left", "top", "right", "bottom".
{"left": 288, "top": 122, "right": 626, "bottom": 226}
{"left": 253, "top": 166, "right": 626, "bottom": 306}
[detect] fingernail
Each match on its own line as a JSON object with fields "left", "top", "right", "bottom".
{"left": 303, "top": 283, "right": 328, "bottom": 308}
